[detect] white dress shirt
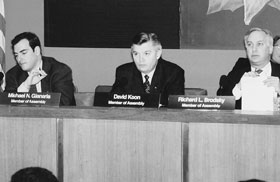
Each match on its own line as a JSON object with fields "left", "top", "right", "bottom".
{"left": 141, "top": 68, "right": 156, "bottom": 84}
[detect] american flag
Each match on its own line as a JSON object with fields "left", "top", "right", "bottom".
{"left": 0, "top": 0, "right": 5, "bottom": 90}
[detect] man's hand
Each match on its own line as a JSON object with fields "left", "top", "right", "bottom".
{"left": 24, "top": 69, "right": 47, "bottom": 89}
{"left": 236, "top": 71, "right": 259, "bottom": 90}
{"left": 264, "top": 76, "right": 280, "bottom": 93}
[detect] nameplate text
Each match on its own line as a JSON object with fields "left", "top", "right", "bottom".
{"left": 168, "top": 95, "right": 235, "bottom": 110}
{"left": 94, "top": 92, "right": 160, "bottom": 108}
{"left": 0, "top": 92, "right": 61, "bottom": 107}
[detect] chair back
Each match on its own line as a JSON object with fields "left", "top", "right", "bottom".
{"left": 74, "top": 92, "right": 95, "bottom": 106}
{"left": 95, "top": 85, "right": 112, "bottom": 93}
{"left": 185, "top": 88, "right": 207, "bottom": 95}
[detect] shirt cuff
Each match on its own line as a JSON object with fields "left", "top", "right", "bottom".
{"left": 232, "top": 84, "right": 242, "bottom": 100}
{"left": 17, "top": 82, "right": 29, "bottom": 92}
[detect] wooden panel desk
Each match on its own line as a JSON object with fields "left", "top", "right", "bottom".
{"left": 0, "top": 116, "right": 57, "bottom": 182}
{"left": 0, "top": 106, "right": 279, "bottom": 182}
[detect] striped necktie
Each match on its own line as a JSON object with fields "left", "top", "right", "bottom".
{"left": 144, "top": 75, "right": 150, "bottom": 93}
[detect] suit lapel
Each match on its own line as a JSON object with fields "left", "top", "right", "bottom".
{"left": 150, "top": 59, "right": 163, "bottom": 93}
{"left": 40, "top": 57, "right": 50, "bottom": 92}
{"left": 131, "top": 64, "right": 145, "bottom": 93}
{"left": 18, "top": 70, "right": 29, "bottom": 85}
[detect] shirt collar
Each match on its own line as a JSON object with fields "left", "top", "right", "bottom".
{"left": 141, "top": 68, "right": 156, "bottom": 83}
{"left": 251, "top": 62, "right": 271, "bottom": 77}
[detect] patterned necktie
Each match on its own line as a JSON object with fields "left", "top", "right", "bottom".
{"left": 144, "top": 75, "right": 150, "bottom": 93}
{"left": 29, "top": 84, "right": 37, "bottom": 93}
{"left": 255, "top": 68, "right": 263, "bottom": 75}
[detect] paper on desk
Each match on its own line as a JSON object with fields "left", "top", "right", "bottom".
{"left": 241, "top": 76, "right": 277, "bottom": 111}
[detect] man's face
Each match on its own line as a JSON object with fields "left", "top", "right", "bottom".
{"left": 245, "top": 31, "right": 272, "bottom": 67}
{"left": 131, "top": 41, "right": 162, "bottom": 74}
{"left": 13, "top": 39, "right": 40, "bottom": 72}
{"left": 272, "top": 39, "right": 280, "bottom": 64}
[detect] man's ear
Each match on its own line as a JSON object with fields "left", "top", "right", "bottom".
{"left": 269, "top": 45, "right": 273, "bottom": 54}
{"left": 156, "top": 46, "right": 162, "bottom": 60}
{"left": 34, "top": 46, "right": 41, "bottom": 56}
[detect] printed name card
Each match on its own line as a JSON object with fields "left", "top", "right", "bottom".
{"left": 0, "top": 92, "right": 61, "bottom": 107}
{"left": 94, "top": 92, "right": 160, "bottom": 108}
{"left": 168, "top": 95, "right": 235, "bottom": 110}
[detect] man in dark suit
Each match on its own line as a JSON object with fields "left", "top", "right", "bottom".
{"left": 111, "top": 32, "right": 185, "bottom": 106}
{"left": 218, "top": 28, "right": 280, "bottom": 109}
{"left": 5, "top": 32, "right": 76, "bottom": 106}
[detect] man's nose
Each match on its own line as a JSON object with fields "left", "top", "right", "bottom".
{"left": 252, "top": 45, "right": 258, "bottom": 52}
{"left": 16, "top": 55, "right": 22, "bottom": 62}
{"left": 139, "top": 55, "right": 145, "bottom": 63}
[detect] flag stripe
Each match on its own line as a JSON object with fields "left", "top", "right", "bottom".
{"left": 0, "top": 0, "right": 5, "bottom": 91}
{"left": 0, "top": 44, "right": 4, "bottom": 65}
{"left": 0, "top": 29, "right": 5, "bottom": 54}
{"left": 0, "top": 0, "right": 4, "bottom": 18}
{"left": 0, "top": 13, "right": 5, "bottom": 35}
{"left": 0, "top": 0, "right": 4, "bottom": 56}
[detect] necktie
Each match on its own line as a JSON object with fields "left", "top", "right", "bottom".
{"left": 144, "top": 75, "right": 150, "bottom": 93}
{"left": 255, "top": 68, "right": 263, "bottom": 75}
{"left": 29, "top": 84, "right": 37, "bottom": 93}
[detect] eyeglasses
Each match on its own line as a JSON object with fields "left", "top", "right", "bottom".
{"left": 274, "top": 45, "right": 280, "bottom": 49}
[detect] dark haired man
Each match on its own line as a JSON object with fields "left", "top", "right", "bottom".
{"left": 111, "top": 32, "right": 185, "bottom": 106}
{"left": 5, "top": 32, "right": 76, "bottom": 106}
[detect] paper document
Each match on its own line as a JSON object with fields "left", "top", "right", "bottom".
{"left": 241, "top": 76, "right": 277, "bottom": 111}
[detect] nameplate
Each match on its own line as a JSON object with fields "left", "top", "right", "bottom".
{"left": 0, "top": 92, "right": 61, "bottom": 107}
{"left": 168, "top": 95, "right": 235, "bottom": 110}
{"left": 94, "top": 92, "right": 160, "bottom": 108}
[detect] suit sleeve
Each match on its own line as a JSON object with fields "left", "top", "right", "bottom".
{"left": 167, "top": 68, "right": 185, "bottom": 95}
{"left": 111, "top": 66, "right": 127, "bottom": 93}
{"left": 51, "top": 65, "right": 76, "bottom": 106}
{"left": 5, "top": 70, "right": 20, "bottom": 92}
{"left": 217, "top": 58, "right": 249, "bottom": 96}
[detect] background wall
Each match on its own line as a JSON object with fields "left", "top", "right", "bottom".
{"left": 5, "top": 0, "right": 245, "bottom": 95}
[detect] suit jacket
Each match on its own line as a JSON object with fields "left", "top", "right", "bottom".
{"left": 111, "top": 58, "right": 185, "bottom": 106}
{"left": 218, "top": 57, "right": 280, "bottom": 109}
{"left": 5, "top": 56, "right": 76, "bottom": 106}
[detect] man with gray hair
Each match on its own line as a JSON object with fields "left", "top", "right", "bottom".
{"left": 218, "top": 27, "right": 280, "bottom": 109}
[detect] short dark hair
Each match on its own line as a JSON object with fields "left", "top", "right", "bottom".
{"left": 11, "top": 167, "right": 59, "bottom": 182}
{"left": 11, "top": 32, "right": 42, "bottom": 54}
{"left": 273, "top": 35, "right": 280, "bottom": 46}
{"left": 131, "top": 32, "right": 161, "bottom": 47}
